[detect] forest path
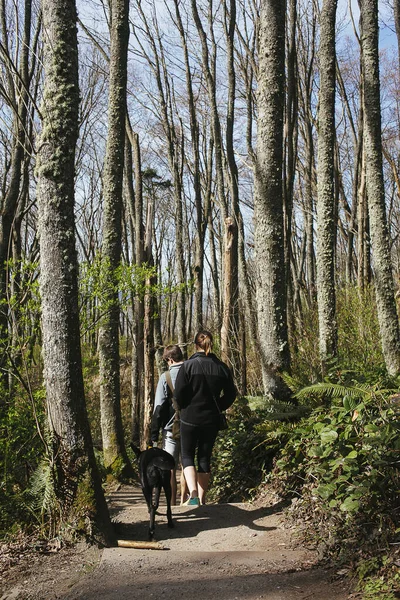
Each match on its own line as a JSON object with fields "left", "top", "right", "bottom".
{"left": 61, "top": 485, "right": 352, "bottom": 600}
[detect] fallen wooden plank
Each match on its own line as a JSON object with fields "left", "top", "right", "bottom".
{"left": 117, "top": 540, "right": 164, "bottom": 550}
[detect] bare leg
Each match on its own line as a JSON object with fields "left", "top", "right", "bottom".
{"left": 183, "top": 466, "right": 198, "bottom": 498}
{"left": 197, "top": 472, "right": 210, "bottom": 504}
{"left": 170, "top": 469, "right": 177, "bottom": 505}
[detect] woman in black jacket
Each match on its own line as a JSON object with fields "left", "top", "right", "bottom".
{"left": 174, "top": 330, "right": 236, "bottom": 505}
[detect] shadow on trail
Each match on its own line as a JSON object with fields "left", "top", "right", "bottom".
{"left": 111, "top": 485, "right": 290, "bottom": 543}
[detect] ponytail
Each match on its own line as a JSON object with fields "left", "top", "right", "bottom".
{"left": 194, "top": 330, "right": 213, "bottom": 355}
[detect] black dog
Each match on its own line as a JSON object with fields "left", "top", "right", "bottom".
{"left": 130, "top": 444, "right": 175, "bottom": 540}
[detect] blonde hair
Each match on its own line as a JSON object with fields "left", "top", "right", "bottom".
{"left": 194, "top": 330, "right": 213, "bottom": 355}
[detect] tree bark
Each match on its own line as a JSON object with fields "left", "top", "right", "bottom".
{"left": 98, "top": 0, "right": 133, "bottom": 477}
{"left": 37, "top": 0, "right": 115, "bottom": 545}
{"left": 283, "top": 0, "right": 298, "bottom": 341}
{"left": 173, "top": 0, "right": 205, "bottom": 331}
{"left": 316, "top": 0, "right": 338, "bottom": 367}
{"left": 394, "top": 0, "right": 400, "bottom": 72}
{"left": 254, "top": 0, "right": 291, "bottom": 400}
{"left": 142, "top": 183, "right": 155, "bottom": 447}
{"left": 130, "top": 132, "right": 144, "bottom": 446}
{"left": 360, "top": 0, "right": 400, "bottom": 375}
{"left": 222, "top": 0, "right": 241, "bottom": 380}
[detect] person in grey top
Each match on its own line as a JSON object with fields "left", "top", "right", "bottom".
{"left": 150, "top": 344, "right": 184, "bottom": 505}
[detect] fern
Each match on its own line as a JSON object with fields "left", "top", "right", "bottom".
{"left": 294, "top": 381, "right": 393, "bottom": 402}
{"left": 27, "top": 429, "right": 61, "bottom": 535}
{"left": 255, "top": 397, "right": 309, "bottom": 421}
{"left": 281, "top": 372, "right": 304, "bottom": 393}
{"left": 28, "top": 458, "right": 57, "bottom": 514}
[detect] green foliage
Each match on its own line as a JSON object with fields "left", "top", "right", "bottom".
{"left": 27, "top": 452, "right": 60, "bottom": 537}
{"left": 289, "top": 300, "right": 321, "bottom": 384}
{"left": 337, "top": 286, "right": 384, "bottom": 375}
{"left": 79, "top": 256, "right": 157, "bottom": 323}
{"left": 265, "top": 377, "right": 400, "bottom": 561}
{"left": 290, "top": 286, "right": 385, "bottom": 383}
{"left": 355, "top": 554, "right": 400, "bottom": 599}
{"left": 0, "top": 387, "right": 47, "bottom": 539}
{"left": 208, "top": 398, "right": 292, "bottom": 502}
{"left": 79, "top": 255, "right": 193, "bottom": 338}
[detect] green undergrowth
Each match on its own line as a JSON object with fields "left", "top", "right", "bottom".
{"left": 208, "top": 396, "right": 306, "bottom": 503}
{"left": 259, "top": 374, "right": 400, "bottom": 597}
{"left": 0, "top": 386, "right": 46, "bottom": 540}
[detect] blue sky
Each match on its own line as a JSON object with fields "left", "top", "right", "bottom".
{"left": 337, "top": 0, "right": 397, "bottom": 52}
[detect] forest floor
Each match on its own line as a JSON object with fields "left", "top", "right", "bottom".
{"left": 0, "top": 484, "right": 358, "bottom": 600}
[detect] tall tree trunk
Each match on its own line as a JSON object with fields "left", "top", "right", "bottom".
{"left": 98, "top": 0, "right": 133, "bottom": 477}
{"left": 142, "top": 187, "right": 155, "bottom": 447}
{"left": 283, "top": 0, "right": 298, "bottom": 340}
{"left": 222, "top": 0, "right": 241, "bottom": 381}
{"left": 254, "top": 0, "right": 291, "bottom": 400}
{"left": 130, "top": 132, "right": 144, "bottom": 446}
{"left": 191, "top": 0, "right": 227, "bottom": 220}
{"left": 173, "top": 0, "right": 205, "bottom": 331}
{"left": 135, "top": 4, "right": 187, "bottom": 349}
{"left": 37, "top": 0, "right": 114, "bottom": 545}
{"left": 357, "top": 145, "right": 370, "bottom": 291}
{"left": 394, "top": 0, "right": 400, "bottom": 70}
{"left": 220, "top": 217, "right": 237, "bottom": 366}
{"left": 316, "top": 0, "right": 338, "bottom": 367}
{"left": 297, "top": 3, "right": 317, "bottom": 303}
{"left": 0, "top": 0, "right": 34, "bottom": 389}
{"left": 360, "top": 0, "right": 400, "bottom": 375}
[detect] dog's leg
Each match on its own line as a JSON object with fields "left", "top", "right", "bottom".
{"left": 142, "top": 486, "right": 152, "bottom": 514}
{"left": 149, "top": 503, "right": 156, "bottom": 541}
{"left": 163, "top": 476, "right": 174, "bottom": 528}
{"left": 148, "top": 485, "right": 161, "bottom": 541}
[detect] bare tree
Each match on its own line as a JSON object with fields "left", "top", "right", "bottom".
{"left": 316, "top": 0, "right": 338, "bottom": 366}
{"left": 98, "top": 0, "right": 133, "bottom": 476}
{"left": 37, "top": 0, "right": 115, "bottom": 545}
{"left": 360, "top": 0, "right": 400, "bottom": 375}
{"left": 254, "top": 0, "right": 291, "bottom": 399}
{"left": 0, "top": 0, "right": 39, "bottom": 387}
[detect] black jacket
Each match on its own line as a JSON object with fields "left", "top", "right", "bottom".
{"left": 174, "top": 352, "right": 236, "bottom": 427}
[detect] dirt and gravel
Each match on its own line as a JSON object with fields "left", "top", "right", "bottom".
{"left": 0, "top": 485, "right": 356, "bottom": 600}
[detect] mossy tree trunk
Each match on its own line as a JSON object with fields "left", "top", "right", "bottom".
{"left": 360, "top": 0, "right": 400, "bottom": 375}
{"left": 316, "top": 0, "right": 338, "bottom": 368}
{"left": 254, "top": 0, "right": 291, "bottom": 400}
{"left": 37, "top": 0, "right": 115, "bottom": 546}
{"left": 98, "top": 0, "right": 134, "bottom": 477}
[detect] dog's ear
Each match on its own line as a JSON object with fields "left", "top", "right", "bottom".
{"left": 130, "top": 442, "right": 141, "bottom": 458}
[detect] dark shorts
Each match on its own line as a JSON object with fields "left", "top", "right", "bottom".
{"left": 180, "top": 421, "right": 219, "bottom": 473}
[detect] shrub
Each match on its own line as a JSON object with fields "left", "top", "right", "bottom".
{"left": 264, "top": 379, "right": 400, "bottom": 560}
{"left": 0, "top": 387, "right": 46, "bottom": 539}
{"left": 208, "top": 397, "right": 307, "bottom": 503}
{"left": 208, "top": 398, "right": 274, "bottom": 502}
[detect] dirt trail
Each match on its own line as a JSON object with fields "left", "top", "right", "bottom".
{"left": 56, "top": 485, "right": 352, "bottom": 600}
